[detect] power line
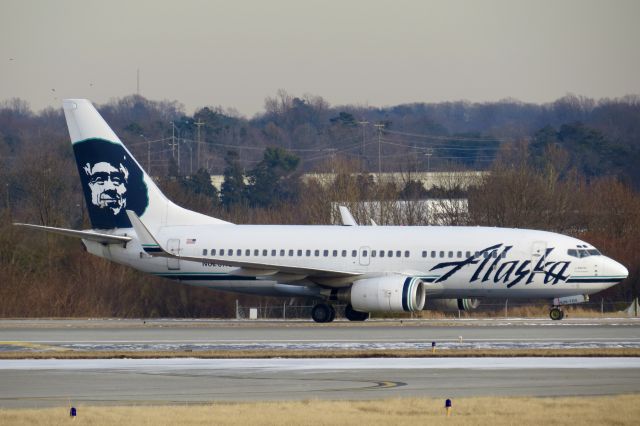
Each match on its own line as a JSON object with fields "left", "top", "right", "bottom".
{"left": 383, "top": 128, "right": 514, "bottom": 142}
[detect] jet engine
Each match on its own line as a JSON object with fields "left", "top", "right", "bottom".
{"left": 337, "top": 276, "right": 426, "bottom": 312}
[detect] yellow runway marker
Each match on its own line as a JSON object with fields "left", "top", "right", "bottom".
{"left": 0, "top": 341, "right": 71, "bottom": 352}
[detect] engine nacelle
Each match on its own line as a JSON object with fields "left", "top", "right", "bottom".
{"left": 428, "top": 298, "right": 480, "bottom": 312}
{"left": 342, "top": 276, "right": 426, "bottom": 312}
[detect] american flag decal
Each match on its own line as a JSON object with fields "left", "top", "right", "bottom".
{"left": 186, "top": 238, "right": 196, "bottom": 244}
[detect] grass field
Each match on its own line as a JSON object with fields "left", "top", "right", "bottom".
{"left": 1, "top": 394, "right": 638, "bottom": 425}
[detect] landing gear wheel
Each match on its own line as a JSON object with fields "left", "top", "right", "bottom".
{"left": 345, "top": 304, "right": 370, "bottom": 321}
{"left": 549, "top": 307, "right": 564, "bottom": 321}
{"left": 311, "top": 303, "right": 336, "bottom": 323}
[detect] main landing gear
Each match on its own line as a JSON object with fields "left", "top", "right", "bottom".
{"left": 311, "top": 303, "right": 371, "bottom": 323}
{"left": 344, "top": 304, "right": 369, "bottom": 322}
{"left": 311, "top": 303, "right": 336, "bottom": 323}
{"left": 549, "top": 306, "right": 565, "bottom": 321}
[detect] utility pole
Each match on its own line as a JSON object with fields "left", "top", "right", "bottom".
{"left": 425, "top": 148, "right": 433, "bottom": 174}
{"left": 5, "top": 183, "right": 10, "bottom": 220}
{"left": 140, "top": 134, "right": 151, "bottom": 175}
{"left": 170, "top": 121, "right": 176, "bottom": 160}
{"left": 195, "top": 119, "right": 204, "bottom": 170}
{"left": 357, "top": 120, "right": 368, "bottom": 167}
{"left": 374, "top": 123, "right": 384, "bottom": 178}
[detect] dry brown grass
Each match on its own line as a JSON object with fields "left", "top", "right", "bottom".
{"left": 1, "top": 347, "right": 639, "bottom": 359}
{"left": 1, "top": 394, "right": 638, "bottom": 425}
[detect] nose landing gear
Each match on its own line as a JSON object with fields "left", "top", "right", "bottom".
{"left": 549, "top": 307, "right": 565, "bottom": 320}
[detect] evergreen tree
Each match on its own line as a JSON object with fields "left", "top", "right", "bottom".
{"left": 221, "top": 150, "right": 246, "bottom": 207}
{"left": 245, "top": 147, "right": 300, "bottom": 207}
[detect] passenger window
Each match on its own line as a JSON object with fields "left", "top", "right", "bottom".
{"left": 263, "top": 249, "right": 268, "bottom": 256}
{"left": 457, "top": 251, "right": 462, "bottom": 258}
{"left": 352, "top": 250, "right": 357, "bottom": 257}
{"left": 342, "top": 250, "right": 347, "bottom": 257}
{"left": 440, "top": 251, "right": 445, "bottom": 258}
{"left": 289, "top": 249, "right": 294, "bottom": 256}
{"left": 323, "top": 250, "right": 329, "bottom": 257}
{"left": 228, "top": 249, "right": 233, "bottom": 256}
{"left": 475, "top": 251, "right": 480, "bottom": 257}
{"left": 280, "top": 249, "right": 285, "bottom": 256}
{"left": 431, "top": 251, "right": 436, "bottom": 258}
{"left": 380, "top": 251, "right": 385, "bottom": 258}
{"left": 448, "top": 251, "right": 453, "bottom": 258}
{"left": 396, "top": 250, "right": 401, "bottom": 257}
{"left": 388, "top": 250, "right": 393, "bottom": 257}
{"left": 492, "top": 251, "right": 497, "bottom": 258}
{"left": 422, "top": 251, "right": 427, "bottom": 258}
{"left": 219, "top": 250, "right": 224, "bottom": 257}
{"left": 245, "top": 249, "right": 250, "bottom": 256}
{"left": 298, "top": 249, "right": 303, "bottom": 256}
{"left": 306, "top": 250, "right": 311, "bottom": 256}
{"left": 211, "top": 249, "right": 216, "bottom": 256}
{"left": 254, "top": 249, "right": 259, "bottom": 256}
{"left": 332, "top": 250, "right": 338, "bottom": 257}
{"left": 404, "top": 250, "right": 409, "bottom": 258}
{"left": 315, "top": 250, "right": 320, "bottom": 256}
{"left": 202, "top": 249, "right": 208, "bottom": 256}
{"left": 362, "top": 250, "right": 368, "bottom": 257}
{"left": 466, "top": 251, "right": 471, "bottom": 258}
{"left": 271, "top": 249, "right": 276, "bottom": 256}
{"left": 501, "top": 252, "right": 506, "bottom": 258}
{"left": 371, "top": 250, "right": 377, "bottom": 257}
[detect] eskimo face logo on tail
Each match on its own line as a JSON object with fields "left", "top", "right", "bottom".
{"left": 73, "top": 138, "right": 148, "bottom": 229}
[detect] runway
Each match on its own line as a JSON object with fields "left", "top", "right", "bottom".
{"left": 1, "top": 318, "right": 639, "bottom": 408}
{"left": 1, "top": 318, "right": 639, "bottom": 352}
{"left": 1, "top": 357, "right": 639, "bottom": 408}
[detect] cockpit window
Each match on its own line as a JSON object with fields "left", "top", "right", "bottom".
{"left": 567, "top": 248, "right": 601, "bottom": 258}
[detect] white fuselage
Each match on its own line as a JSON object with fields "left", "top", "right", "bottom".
{"left": 85, "top": 225, "right": 627, "bottom": 299}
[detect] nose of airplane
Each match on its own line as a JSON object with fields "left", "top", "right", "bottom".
{"left": 603, "top": 257, "right": 629, "bottom": 281}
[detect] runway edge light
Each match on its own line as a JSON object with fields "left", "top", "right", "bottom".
{"left": 445, "top": 398, "right": 452, "bottom": 417}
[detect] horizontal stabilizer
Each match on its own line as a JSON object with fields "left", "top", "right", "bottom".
{"left": 13, "top": 223, "right": 132, "bottom": 245}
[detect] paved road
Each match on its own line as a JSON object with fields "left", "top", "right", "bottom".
{"left": 0, "top": 318, "right": 638, "bottom": 351}
{"left": 0, "top": 358, "right": 639, "bottom": 408}
{"left": 1, "top": 319, "right": 639, "bottom": 408}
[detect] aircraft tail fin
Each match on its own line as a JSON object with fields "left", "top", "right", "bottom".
{"left": 63, "top": 99, "right": 231, "bottom": 231}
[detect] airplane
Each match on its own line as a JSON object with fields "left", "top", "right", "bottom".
{"left": 15, "top": 99, "right": 629, "bottom": 323}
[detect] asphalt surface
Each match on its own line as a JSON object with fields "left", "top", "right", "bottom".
{"left": 0, "top": 318, "right": 639, "bottom": 408}
{"left": 0, "top": 318, "right": 639, "bottom": 351}
{"left": 0, "top": 357, "right": 639, "bottom": 408}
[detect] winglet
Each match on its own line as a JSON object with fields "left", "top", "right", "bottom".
{"left": 126, "top": 210, "right": 162, "bottom": 254}
{"left": 338, "top": 206, "right": 358, "bottom": 226}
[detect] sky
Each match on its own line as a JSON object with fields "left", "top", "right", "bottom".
{"left": 1, "top": 0, "right": 639, "bottom": 116}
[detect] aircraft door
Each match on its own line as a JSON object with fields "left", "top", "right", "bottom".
{"left": 359, "top": 246, "right": 370, "bottom": 266}
{"left": 167, "top": 239, "right": 181, "bottom": 270}
{"left": 531, "top": 241, "right": 547, "bottom": 272}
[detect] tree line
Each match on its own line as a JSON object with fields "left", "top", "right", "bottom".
{"left": 0, "top": 92, "right": 638, "bottom": 317}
